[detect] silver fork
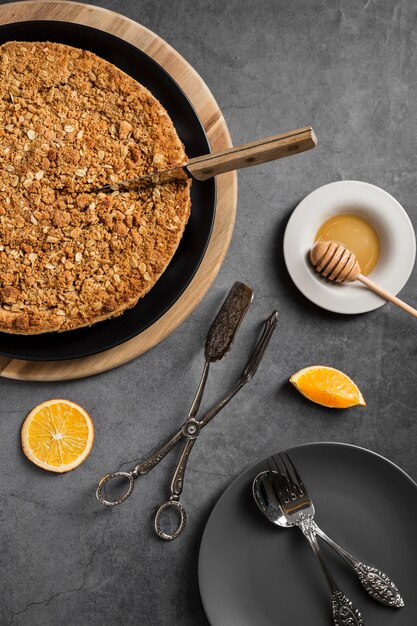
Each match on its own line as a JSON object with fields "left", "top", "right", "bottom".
{"left": 268, "top": 453, "right": 364, "bottom": 626}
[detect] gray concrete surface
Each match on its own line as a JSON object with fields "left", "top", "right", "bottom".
{"left": 1, "top": 0, "right": 417, "bottom": 624}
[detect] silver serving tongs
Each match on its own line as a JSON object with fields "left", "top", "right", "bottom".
{"left": 96, "top": 282, "right": 278, "bottom": 540}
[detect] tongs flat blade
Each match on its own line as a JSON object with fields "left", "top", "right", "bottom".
{"left": 205, "top": 282, "right": 253, "bottom": 362}
{"left": 187, "top": 282, "right": 253, "bottom": 421}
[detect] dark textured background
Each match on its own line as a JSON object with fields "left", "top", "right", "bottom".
{"left": 1, "top": 1, "right": 417, "bottom": 624}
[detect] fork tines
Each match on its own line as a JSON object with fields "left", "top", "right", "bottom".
{"left": 267, "top": 452, "right": 306, "bottom": 501}
{"left": 281, "top": 451, "right": 306, "bottom": 496}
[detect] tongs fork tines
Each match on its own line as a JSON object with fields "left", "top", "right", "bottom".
{"left": 96, "top": 282, "right": 278, "bottom": 540}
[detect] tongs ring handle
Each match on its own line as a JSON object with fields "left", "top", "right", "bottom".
{"left": 96, "top": 471, "right": 135, "bottom": 506}
{"left": 154, "top": 500, "right": 187, "bottom": 541}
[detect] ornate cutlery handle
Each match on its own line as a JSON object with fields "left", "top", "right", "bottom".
{"left": 353, "top": 563, "right": 404, "bottom": 608}
{"left": 313, "top": 522, "right": 404, "bottom": 608}
{"left": 298, "top": 517, "right": 364, "bottom": 626}
{"left": 331, "top": 590, "right": 364, "bottom": 626}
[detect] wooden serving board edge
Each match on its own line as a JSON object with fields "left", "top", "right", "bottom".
{"left": 0, "top": 0, "right": 237, "bottom": 381}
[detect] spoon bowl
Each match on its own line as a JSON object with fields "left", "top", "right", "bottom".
{"left": 252, "top": 470, "right": 291, "bottom": 528}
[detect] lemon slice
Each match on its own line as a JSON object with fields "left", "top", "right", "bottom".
{"left": 290, "top": 365, "right": 366, "bottom": 409}
{"left": 21, "top": 399, "right": 94, "bottom": 472}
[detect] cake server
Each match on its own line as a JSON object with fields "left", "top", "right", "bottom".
{"left": 92, "top": 126, "right": 317, "bottom": 192}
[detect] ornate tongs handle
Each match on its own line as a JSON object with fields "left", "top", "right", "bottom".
{"left": 96, "top": 429, "right": 185, "bottom": 507}
{"left": 154, "top": 499, "right": 187, "bottom": 541}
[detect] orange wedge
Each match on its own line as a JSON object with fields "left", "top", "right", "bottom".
{"left": 290, "top": 366, "right": 366, "bottom": 409}
{"left": 21, "top": 399, "right": 94, "bottom": 473}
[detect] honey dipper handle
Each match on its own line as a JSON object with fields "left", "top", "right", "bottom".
{"left": 357, "top": 274, "right": 417, "bottom": 319}
{"left": 186, "top": 127, "right": 317, "bottom": 180}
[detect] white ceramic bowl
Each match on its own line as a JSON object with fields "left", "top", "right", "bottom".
{"left": 283, "top": 181, "right": 416, "bottom": 314}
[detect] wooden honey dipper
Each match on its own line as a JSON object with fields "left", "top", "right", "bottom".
{"left": 310, "top": 240, "right": 417, "bottom": 319}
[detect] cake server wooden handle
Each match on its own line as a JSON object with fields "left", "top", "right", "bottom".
{"left": 358, "top": 274, "right": 417, "bottom": 319}
{"left": 186, "top": 126, "right": 317, "bottom": 181}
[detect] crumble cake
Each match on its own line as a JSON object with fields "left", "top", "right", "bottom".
{"left": 0, "top": 41, "right": 191, "bottom": 334}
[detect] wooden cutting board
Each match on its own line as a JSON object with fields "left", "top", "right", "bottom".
{"left": 0, "top": 1, "right": 236, "bottom": 381}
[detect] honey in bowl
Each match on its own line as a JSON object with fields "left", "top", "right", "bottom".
{"left": 314, "top": 213, "right": 380, "bottom": 276}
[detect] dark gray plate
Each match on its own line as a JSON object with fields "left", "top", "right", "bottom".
{"left": 198, "top": 442, "right": 417, "bottom": 625}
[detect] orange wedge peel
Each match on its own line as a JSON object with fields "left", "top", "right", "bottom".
{"left": 21, "top": 399, "right": 94, "bottom": 472}
{"left": 290, "top": 365, "right": 366, "bottom": 409}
